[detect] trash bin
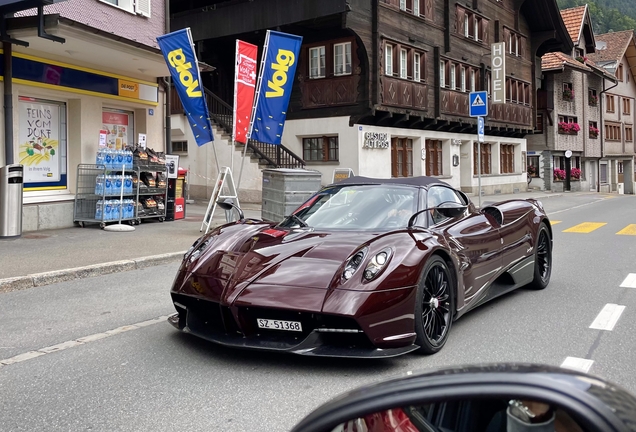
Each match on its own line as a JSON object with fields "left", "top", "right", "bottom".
{"left": 0, "top": 164, "right": 24, "bottom": 238}
{"left": 261, "top": 168, "right": 322, "bottom": 222}
{"left": 618, "top": 183, "right": 624, "bottom": 195}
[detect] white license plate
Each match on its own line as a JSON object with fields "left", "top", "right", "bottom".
{"left": 257, "top": 318, "right": 302, "bottom": 332}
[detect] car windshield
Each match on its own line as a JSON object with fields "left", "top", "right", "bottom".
{"left": 278, "top": 185, "right": 419, "bottom": 230}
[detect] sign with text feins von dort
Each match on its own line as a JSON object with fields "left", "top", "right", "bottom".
{"left": 491, "top": 42, "right": 506, "bottom": 104}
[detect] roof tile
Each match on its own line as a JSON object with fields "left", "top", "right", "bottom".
{"left": 560, "top": 6, "right": 587, "bottom": 44}
{"left": 587, "top": 30, "right": 635, "bottom": 64}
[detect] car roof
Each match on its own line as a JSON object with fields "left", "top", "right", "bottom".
{"left": 334, "top": 175, "right": 452, "bottom": 189}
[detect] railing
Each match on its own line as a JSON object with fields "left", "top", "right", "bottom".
{"left": 204, "top": 88, "right": 305, "bottom": 169}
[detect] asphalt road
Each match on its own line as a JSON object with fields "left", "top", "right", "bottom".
{"left": 1, "top": 192, "right": 636, "bottom": 431}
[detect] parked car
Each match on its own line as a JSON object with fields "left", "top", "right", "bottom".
{"left": 291, "top": 363, "right": 636, "bottom": 432}
{"left": 168, "top": 176, "right": 553, "bottom": 357}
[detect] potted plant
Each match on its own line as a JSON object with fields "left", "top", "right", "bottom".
{"left": 589, "top": 125, "right": 599, "bottom": 138}
{"left": 563, "top": 88, "right": 575, "bottom": 101}
{"left": 558, "top": 122, "right": 580, "bottom": 135}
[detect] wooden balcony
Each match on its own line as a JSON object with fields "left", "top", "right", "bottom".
{"left": 300, "top": 75, "right": 359, "bottom": 109}
{"left": 440, "top": 89, "right": 532, "bottom": 128}
{"left": 380, "top": 76, "right": 428, "bottom": 110}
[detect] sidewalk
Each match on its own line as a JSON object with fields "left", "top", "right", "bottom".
{"left": 0, "top": 190, "right": 565, "bottom": 292}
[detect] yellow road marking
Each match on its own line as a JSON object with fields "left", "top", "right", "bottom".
{"left": 550, "top": 220, "right": 562, "bottom": 225}
{"left": 617, "top": 224, "right": 636, "bottom": 235}
{"left": 563, "top": 222, "right": 607, "bottom": 233}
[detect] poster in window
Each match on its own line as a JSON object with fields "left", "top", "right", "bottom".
{"left": 19, "top": 99, "right": 61, "bottom": 183}
{"left": 102, "top": 111, "right": 130, "bottom": 150}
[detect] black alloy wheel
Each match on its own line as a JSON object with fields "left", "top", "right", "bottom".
{"left": 415, "top": 256, "right": 454, "bottom": 354}
{"left": 528, "top": 223, "right": 552, "bottom": 290}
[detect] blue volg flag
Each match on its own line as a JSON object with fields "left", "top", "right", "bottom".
{"left": 249, "top": 31, "right": 303, "bottom": 145}
{"left": 157, "top": 28, "right": 214, "bottom": 146}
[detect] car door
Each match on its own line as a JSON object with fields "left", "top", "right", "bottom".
{"left": 427, "top": 186, "right": 502, "bottom": 311}
{"left": 496, "top": 201, "right": 536, "bottom": 271}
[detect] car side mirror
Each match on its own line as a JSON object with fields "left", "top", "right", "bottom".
{"left": 291, "top": 364, "right": 631, "bottom": 432}
{"left": 435, "top": 201, "right": 467, "bottom": 218}
{"left": 216, "top": 198, "right": 245, "bottom": 221}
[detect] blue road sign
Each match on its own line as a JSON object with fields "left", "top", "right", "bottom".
{"left": 469, "top": 91, "right": 488, "bottom": 117}
{"left": 478, "top": 116, "right": 485, "bottom": 143}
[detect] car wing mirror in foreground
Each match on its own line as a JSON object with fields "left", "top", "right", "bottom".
{"left": 408, "top": 202, "right": 467, "bottom": 228}
{"left": 290, "top": 364, "right": 636, "bottom": 432}
{"left": 216, "top": 198, "right": 245, "bottom": 222}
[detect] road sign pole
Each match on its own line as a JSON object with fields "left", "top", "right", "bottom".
{"left": 469, "top": 92, "right": 487, "bottom": 208}
{"left": 477, "top": 130, "right": 481, "bottom": 209}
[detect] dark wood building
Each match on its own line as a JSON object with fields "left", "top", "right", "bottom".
{"left": 171, "top": 0, "right": 573, "bottom": 195}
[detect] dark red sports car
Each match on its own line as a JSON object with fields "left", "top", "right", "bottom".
{"left": 169, "top": 176, "right": 553, "bottom": 358}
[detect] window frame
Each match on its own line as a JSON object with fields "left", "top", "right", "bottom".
{"left": 302, "top": 136, "right": 339, "bottom": 162}
{"left": 623, "top": 97, "right": 631, "bottom": 115}
{"left": 425, "top": 139, "right": 443, "bottom": 176}
{"left": 385, "top": 44, "right": 394, "bottom": 76}
{"left": 414, "top": 52, "right": 421, "bottom": 82}
{"left": 309, "top": 46, "right": 326, "bottom": 79}
{"left": 500, "top": 144, "right": 515, "bottom": 174}
{"left": 440, "top": 60, "right": 446, "bottom": 88}
{"left": 391, "top": 137, "right": 414, "bottom": 178}
{"left": 400, "top": 48, "right": 408, "bottom": 79}
{"left": 606, "top": 94, "right": 615, "bottom": 112}
{"left": 333, "top": 42, "right": 352, "bottom": 77}
{"left": 473, "top": 142, "right": 492, "bottom": 175}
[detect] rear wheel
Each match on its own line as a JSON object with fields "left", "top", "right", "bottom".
{"left": 527, "top": 223, "right": 552, "bottom": 290}
{"left": 414, "top": 256, "right": 455, "bottom": 354}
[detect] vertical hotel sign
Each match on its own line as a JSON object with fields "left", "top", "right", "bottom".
{"left": 157, "top": 28, "right": 214, "bottom": 146}
{"left": 249, "top": 31, "right": 303, "bottom": 145}
{"left": 18, "top": 99, "right": 61, "bottom": 184}
{"left": 491, "top": 42, "right": 506, "bottom": 104}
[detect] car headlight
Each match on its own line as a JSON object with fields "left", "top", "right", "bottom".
{"left": 342, "top": 247, "right": 368, "bottom": 281}
{"left": 363, "top": 248, "right": 393, "bottom": 281}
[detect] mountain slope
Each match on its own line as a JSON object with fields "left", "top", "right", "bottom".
{"left": 557, "top": 0, "right": 636, "bottom": 33}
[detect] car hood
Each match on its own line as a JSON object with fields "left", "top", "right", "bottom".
{"left": 189, "top": 226, "right": 383, "bottom": 290}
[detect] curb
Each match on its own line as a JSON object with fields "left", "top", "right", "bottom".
{"left": 0, "top": 251, "right": 186, "bottom": 294}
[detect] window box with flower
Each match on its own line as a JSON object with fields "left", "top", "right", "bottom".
{"left": 589, "top": 95, "right": 598, "bottom": 107}
{"left": 575, "top": 56, "right": 588, "bottom": 64}
{"left": 570, "top": 167, "right": 581, "bottom": 180}
{"left": 558, "top": 122, "right": 580, "bottom": 135}
{"left": 553, "top": 168, "right": 566, "bottom": 181}
{"left": 562, "top": 88, "right": 574, "bottom": 101}
{"left": 589, "top": 125, "right": 599, "bottom": 139}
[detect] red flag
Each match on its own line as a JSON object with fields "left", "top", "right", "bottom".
{"left": 233, "top": 40, "right": 258, "bottom": 144}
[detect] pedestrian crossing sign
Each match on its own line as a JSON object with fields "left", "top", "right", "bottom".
{"left": 469, "top": 91, "right": 488, "bottom": 117}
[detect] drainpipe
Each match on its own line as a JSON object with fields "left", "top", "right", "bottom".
{"left": 163, "top": 0, "right": 172, "bottom": 154}
{"left": 598, "top": 72, "right": 619, "bottom": 191}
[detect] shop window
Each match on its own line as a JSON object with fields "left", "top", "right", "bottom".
{"left": 172, "top": 141, "right": 188, "bottom": 153}
{"left": 309, "top": 46, "right": 326, "bottom": 79}
{"left": 623, "top": 97, "right": 631, "bottom": 115}
{"left": 334, "top": 43, "right": 352, "bottom": 76}
{"left": 102, "top": 109, "right": 134, "bottom": 149}
{"left": 425, "top": 140, "right": 443, "bottom": 176}
{"left": 473, "top": 143, "right": 491, "bottom": 175}
{"left": 19, "top": 97, "right": 68, "bottom": 191}
{"left": 606, "top": 95, "right": 615, "bottom": 112}
{"left": 303, "top": 136, "right": 339, "bottom": 162}
{"left": 527, "top": 155, "right": 540, "bottom": 177}
{"left": 391, "top": 138, "right": 413, "bottom": 178}
{"left": 500, "top": 144, "right": 515, "bottom": 174}
{"left": 626, "top": 126, "right": 633, "bottom": 142}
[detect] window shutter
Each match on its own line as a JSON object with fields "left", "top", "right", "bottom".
{"left": 482, "top": 19, "right": 489, "bottom": 44}
{"left": 503, "top": 28, "right": 511, "bottom": 51}
{"left": 425, "top": 0, "right": 433, "bottom": 19}
{"left": 135, "top": 0, "right": 151, "bottom": 17}
{"left": 456, "top": 7, "right": 465, "bottom": 35}
{"left": 520, "top": 37, "right": 526, "bottom": 60}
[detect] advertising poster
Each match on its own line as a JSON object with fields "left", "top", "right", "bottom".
{"left": 102, "top": 111, "right": 129, "bottom": 149}
{"left": 18, "top": 99, "right": 61, "bottom": 183}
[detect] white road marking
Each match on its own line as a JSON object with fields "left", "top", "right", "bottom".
{"left": 589, "top": 304, "right": 626, "bottom": 331}
{"left": 561, "top": 357, "right": 594, "bottom": 373}
{"left": 0, "top": 315, "right": 169, "bottom": 367}
{"left": 620, "top": 273, "right": 636, "bottom": 288}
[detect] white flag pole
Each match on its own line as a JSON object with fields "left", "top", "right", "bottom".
{"left": 238, "top": 30, "right": 270, "bottom": 191}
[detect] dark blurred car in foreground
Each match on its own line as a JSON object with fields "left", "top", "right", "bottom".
{"left": 291, "top": 364, "right": 636, "bottom": 432}
{"left": 169, "top": 176, "right": 553, "bottom": 357}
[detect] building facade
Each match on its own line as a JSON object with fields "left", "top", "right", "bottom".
{"left": 527, "top": 5, "right": 612, "bottom": 193}
{"left": 588, "top": 30, "right": 636, "bottom": 194}
{"left": 0, "top": 0, "right": 168, "bottom": 231}
{"left": 171, "top": 0, "right": 572, "bottom": 201}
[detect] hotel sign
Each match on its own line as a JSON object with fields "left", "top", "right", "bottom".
{"left": 363, "top": 132, "right": 389, "bottom": 149}
{"left": 491, "top": 42, "right": 506, "bottom": 104}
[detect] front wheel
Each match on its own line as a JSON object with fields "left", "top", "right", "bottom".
{"left": 414, "top": 255, "right": 455, "bottom": 354}
{"left": 527, "top": 222, "right": 552, "bottom": 290}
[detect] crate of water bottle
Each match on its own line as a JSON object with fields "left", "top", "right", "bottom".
{"left": 95, "top": 200, "right": 104, "bottom": 220}
{"left": 96, "top": 149, "right": 134, "bottom": 171}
